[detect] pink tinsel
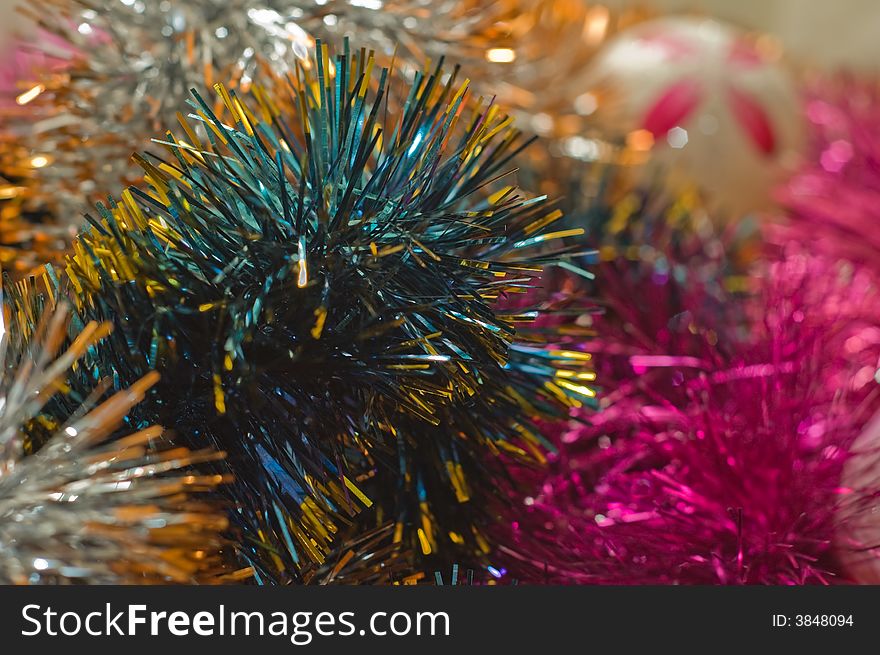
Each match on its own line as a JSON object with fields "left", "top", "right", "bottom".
{"left": 774, "top": 78, "right": 880, "bottom": 268}
{"left": 501, "top": 248, "right": 880, "bottom": 584}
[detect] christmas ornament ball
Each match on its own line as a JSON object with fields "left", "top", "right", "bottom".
{"left": 586, "top": 16, "right": 805, "bottom": 214}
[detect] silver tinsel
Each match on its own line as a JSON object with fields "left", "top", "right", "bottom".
{"left": 1, "top": 0, "right": 487, "bottom": 273}
{"left": 7, "top": 0, "right": 490, "bottom": 221}
{"left": 6, "top": 0, "right": 641, "bottom": 239}
{"left": 0, "top": 297, "right": 229, "bottom": 584}
{"left": 9, "top": 0, "right": 310, "bottom": 218}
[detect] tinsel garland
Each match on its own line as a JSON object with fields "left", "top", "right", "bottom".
{"left": 5, "top": 1, "right": 301, "bottom": 219}
{"left": 3, "top": 0, "right": 491, "bottom": 220}
{"left": 14, "top": 42, "right": 593, "bottom": 583}
{"left": 0, "top": 293, "right": 229, "bottom": 584}
{"left": 1, "top": 30, "right": 72, "bottom": 275}
{"left": 4, "top": 1, "right": 640, "bottom": 233}
{"left": 498, "top": 243, "right": 880, "bottom": 584}
{"left": 775, "top": 77, "right": 880, "bottom": 269}
{"left": 301, "top": 523, "right": 423, "bottom": 585}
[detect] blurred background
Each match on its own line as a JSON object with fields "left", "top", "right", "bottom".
{"left": 606, "top": 0, "right": 880, "bottom": 70}
{"left": 4, "top": 0, "right": 880, "bottom": 69}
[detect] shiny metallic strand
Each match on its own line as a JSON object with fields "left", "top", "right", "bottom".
{"left": 6, "top": 1, "right": 643, "bottom": 231}
{"left": 252, "top": 0, "right": 652, "bottom": 225}
{"left": 176, "top": 0, "right": 646, "bottom": 162}
{"left": 304, "top": 1, "right": 640, "bottom": 140}
{"left": 8, "top": 0, "right": 313, "bottom": 221}
{"left": 775, "top": 77, "right": 880, "bottom": 269}
{"left": 300, "top": 523, "right": 423, "bottom": 585}
{"left": 0, "top": 136, "right": 73, "bottom": 276}
{"left": 498, "top": 245, "right": 880, "bottom": 584}
{"left": 30, "top": 41, "right": 594, "bottom": 583}
{"left": 0, "top": 293, "right": 230, "bottom": 584}
{"left": 6, "top": 0, "right": 493, "bottom": 223}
